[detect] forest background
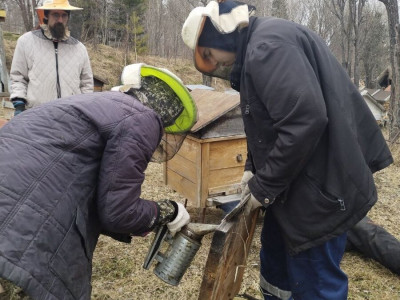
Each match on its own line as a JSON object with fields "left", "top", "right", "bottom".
{"left": 0, "top": 0, "right": 399, "bottom": 299}
{"left": 3, "top": 0, "right": 398, "bottom": 133}
{"left": 0, "top": 0, "right": 392, "bottom": 91}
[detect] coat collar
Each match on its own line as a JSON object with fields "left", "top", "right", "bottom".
{"left": 230, "top": 16, "right": 258, "bottom": 92}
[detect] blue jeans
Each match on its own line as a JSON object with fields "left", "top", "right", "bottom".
{"left": 260, "top": 209, "right": 348, "bottom": 300}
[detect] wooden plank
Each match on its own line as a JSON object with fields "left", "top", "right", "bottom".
{"left": 200, "top": 143, "right": 210, "bottom": 207}
{"left": 164, "top": 136, "right": 201, "bottom": 205}
{"left": 174, "top": 137, "right": 199, "bottom": 163}
{"left": 209, "top": 139, "right": 247, "bottom": 170}
{"left": 208, "top": 167, "right": 244, "bottom": 189}
{"left": 186, "top": 134, "right": 246, "bottom": 144}
{"left": 167, "top": 154, "right": 197, "bottom": 183}
{"left": 190, "top": 90, "right": 240, "bottom": 133}
{"left": 165, "top": 169, "right": 199, "bottom": 207}
{"left": 208, "top": 183, "right": 241, "bottom": 198}
{"left": 163, "top": 158, "right": 167, "bottom": 184}
{"left": 198, "top": 209, "right": 260, "bottom": 300}
{"left": 196, "top": 143, "right": 203, "bottom": 207}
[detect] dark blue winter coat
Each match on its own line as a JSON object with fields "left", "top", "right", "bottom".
{"left": 236, "top": 17, "right": 393, "bottom": 254}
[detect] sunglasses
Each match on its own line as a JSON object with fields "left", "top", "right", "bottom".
{"left": 49, "top": 13, "right": 69, "bottom": 20}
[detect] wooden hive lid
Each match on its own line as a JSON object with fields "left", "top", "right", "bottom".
{"left": 190, "top": 89, "right": 240, "bottom": 133}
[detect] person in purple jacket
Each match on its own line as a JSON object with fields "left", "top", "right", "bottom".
{"left": 0, "top": 64, "right": 197, "bottom": 300}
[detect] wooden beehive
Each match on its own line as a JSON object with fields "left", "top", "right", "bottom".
{"left": 163, "top": 89, "right": 247, "bottom": 208}
{"left": 93, "top": 74, "right": 108, "bottom": 92}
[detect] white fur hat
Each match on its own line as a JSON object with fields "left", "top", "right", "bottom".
{"left": 181, "top": 1, "right": 249, "bottom": 50}
{"left": 181, "top": 1, "right": 251, "bottom": 73}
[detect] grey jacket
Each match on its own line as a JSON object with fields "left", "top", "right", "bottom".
{"left": 235, "top": 17, "right": 393, "bottom": 254}
{"left": 0, "top": 91, "right": 163, "bottom": 299}
{"left": 10, "top": 29, "right": 93, "bottom": 108}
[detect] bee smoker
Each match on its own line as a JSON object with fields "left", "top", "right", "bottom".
{"left": 143, "top": 223, "right": 218, "bottom": 286}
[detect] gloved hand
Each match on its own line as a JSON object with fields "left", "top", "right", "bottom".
{"left": 167, "top": 202, "right": 190, "bottom": 235}
{"left": 240, "top": 170, "right": 254, "bottom": 195}
{"left": 12, "top": 98, "right": 26, "bottom": 116}
{"left": 241, "top": 184, "right": 263, "bottom": 215}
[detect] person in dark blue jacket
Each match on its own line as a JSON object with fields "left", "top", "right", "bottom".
{"left": 182, "top": 1, "right": 393, "bottom": 299}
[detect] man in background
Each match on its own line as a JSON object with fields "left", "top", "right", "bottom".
{"left": 10, "top": 0, "right": 93, "bottom": 116}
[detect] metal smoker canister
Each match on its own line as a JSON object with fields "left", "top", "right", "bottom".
{"left": 154, "top": 226, "right": 202, "bottom": 286}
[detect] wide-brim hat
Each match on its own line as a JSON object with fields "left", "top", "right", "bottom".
{"left": 112, "top": 63, "right": 198, "bottom": 134}
{"left": 181, "top": 1, "right": 250, "bottom": 73}
{"left": 36, "top": 0, "right": 83, "bottom": 11}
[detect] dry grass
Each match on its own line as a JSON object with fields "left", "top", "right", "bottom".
{"left": 92, "top": 138, "right": 400, "bottom": 300}
{"left": 3, "top": 37, "right": 400, "bottom": 300}
{"left": 90, "top": 145, "right": 400, "bottom": 300}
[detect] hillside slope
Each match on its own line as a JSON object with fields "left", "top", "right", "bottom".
{"left": 3, "top": 35, "right": 229, "bottom": 91}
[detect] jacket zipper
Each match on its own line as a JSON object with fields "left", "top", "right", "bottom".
{"left": 338, "top": 199, "right": 346, "bottom": 211}
{"left": 306, "top": 174, "right": 346, "bottom": 211}
{"left": 54, "top": 41, "right": 61, "bottom": 98}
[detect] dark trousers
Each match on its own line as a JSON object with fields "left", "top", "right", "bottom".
{"left": 347, "top": 216, "right": 400, "bottom": 275}
{"left": 260, "top": 209, "right": 348, "bottom": 300}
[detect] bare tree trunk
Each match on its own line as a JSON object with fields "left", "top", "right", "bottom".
{"left": 133, "top": 12, "right": 138, "bottom": 63}
{"left": 15, "top": 0, "right": 32, "bottom": 31}
{"left": 331, "top": 0, "right": 352, "bottom": 73}
{"left": 379, "top": 0, "right": 400, "bottom": 141}
{"left": 124, "top": 12, "right": 131, "bottom": 66}
{"left": 202, "top": 75, "right": 212, "bottom": 87}
{"left": 363, "top": 60, "right": 373, "bottom": 88}
{"left": 349, "top": 0, "right": 366, "bottom": 87}
{"left": 13, "top": 0, "right": 41, "bottom": 31}
{"left": 392, "top": 24, "right": 400, "bottom": 141}
{"left": 101, "top": 0, "right": 109, "bottom": 45}
{"left": 346, "top": 11, "right": 353, "bottom": 76}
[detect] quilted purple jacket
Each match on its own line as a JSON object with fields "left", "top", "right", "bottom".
{"left": 0, "top": 91, "right": 163, "bottom": 299}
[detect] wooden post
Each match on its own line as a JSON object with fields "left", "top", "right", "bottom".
{"left": 200, "top": 142, "right": 210, "bottom": 207}
{"left": 198, "top": 209, "right": 259, "bottom": 300}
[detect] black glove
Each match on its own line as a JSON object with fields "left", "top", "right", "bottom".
{"left": 157, "top": 199, "right": 178, "bottom": 225}
{"left": 12, "top": 98, "right": 26, "bottom": 116}
{"left": 157, "top": 199, "right": 190, "bottom": 235}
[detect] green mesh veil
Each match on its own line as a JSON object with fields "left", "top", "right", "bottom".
{"left": 139, "top": 65, "right": 197, "bottom": 134}
{"left": 118, "top": 64, "right": 198, "bottom": 162}
{"left": 129, "top": 76, "right": 184, "bottom": 128}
